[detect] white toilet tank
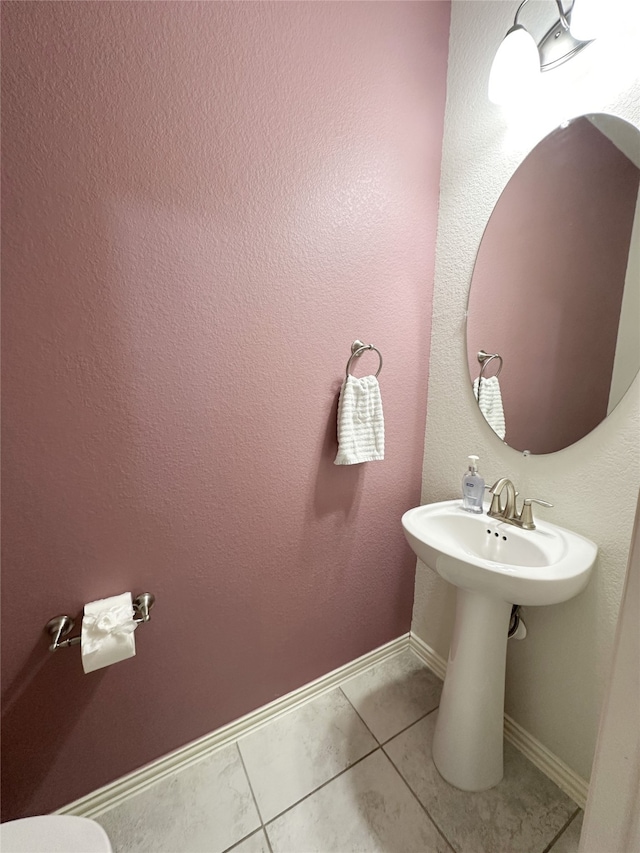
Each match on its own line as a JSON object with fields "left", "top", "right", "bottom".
{"left": 0, "top": 815, "right": 112, "bottom": 853}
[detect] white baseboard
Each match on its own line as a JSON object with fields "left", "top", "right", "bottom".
{"left": 57, "top": 629, "right": 587, "bottom": 818}
{"left": 502, "top": 715, "right": 588, "bottom": 809}
{"left": 409, "top": 632, "right": 447, "bottom": 680}
{"left": 409, "top": 633, "right": 589, "bottom": 808}
{"left": 56, "top": 633, "right": 411, "bottom": 819}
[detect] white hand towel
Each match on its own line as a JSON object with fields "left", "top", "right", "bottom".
{"left": 334, "top": 374, "right": 384, "bottom": 465}
{"left": 473, "top": 376, "right": 506, "bottom": 440}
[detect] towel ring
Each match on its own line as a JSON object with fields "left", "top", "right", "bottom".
{"left": 345, "top": 340, "right": 383, "bottom": 379}
{"left": 477, "top": 350, "right": 503, "bottom": 379}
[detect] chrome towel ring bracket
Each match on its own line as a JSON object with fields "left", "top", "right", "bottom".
{"left": 477, "top": 350, "right": 503, "bottom": 378}
{"left": 345, "top": 340, "right": 383, "bottom": 379}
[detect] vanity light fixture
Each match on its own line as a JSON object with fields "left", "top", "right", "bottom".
{"left": 488, "top": 0, "right": 597, "bottom": 105}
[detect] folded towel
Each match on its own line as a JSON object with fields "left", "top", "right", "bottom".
{"left": 334, "top": 374, "right": 385, "bottom": 465}
{"left": 473, "top": 375, "right": 506, "bottom": 440}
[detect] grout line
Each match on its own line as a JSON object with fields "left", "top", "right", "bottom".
{"left": 540, "top": 807, "right": 582, "bottom": 853}
{"left": 222, "top": 828, "right": 270, "bottom": 853}
{"left": 263, "top": 746, "right": 380, "bottom": 828}
{"left": 261, "top": 825, "right": 274, "bottom": 853}
{"left": 380, "top": 704, "right": 439, "bottom": 747}
{"left": 235, "top": 741, "right": 272, "bottom": 853}
{"left": 383, "top": 749, "right": 459, "bottom": 853}
{"left": 262, "top": 826, "right": 274, "bottom": 853}
{"left": 337, "top": 686, "right": 381, "bottom": 745}
{"left": 235, "top": 742, "right": 265, "bottom": 824}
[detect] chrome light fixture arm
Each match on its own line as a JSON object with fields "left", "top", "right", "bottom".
{"left": 514, "top": 0, "right": 570, "bottom": 32}
{"left": 552, "top": 0, "right": 571, "bottom": 31}
{"left": 489, "top": 0, "right": 593, "bottom": 105}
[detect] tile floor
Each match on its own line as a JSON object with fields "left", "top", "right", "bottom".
{"left": 96, "top": 651, "right": 583, "bottom": 853}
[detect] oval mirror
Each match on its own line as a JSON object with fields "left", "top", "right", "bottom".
{"left": 466, "top": 113, "right": 640, "bottom": 455}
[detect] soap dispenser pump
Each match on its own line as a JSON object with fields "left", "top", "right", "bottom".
{"left": 462, "top": 455, "right": 485, "bottom": 513}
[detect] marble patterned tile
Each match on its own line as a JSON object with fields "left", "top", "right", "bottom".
{"left": 548, "top": 812, "right": 583, "bottom": 853}
{"left": 226, "top": 829, "right": 271, "bottom": 853}
{"left": 340, "top": 650, "right": 442, "bottom": 742}
{"left": 384, "top": 712, "right": 577, "bottom": 853}
{"left": 95, "top": 743, "right": 260, "bottom": 853}
{"left": 238, "top": 687, "right": 377, "bottom": 822}
{"left": 266, "top": 750, "right": 452, "bottom": 853}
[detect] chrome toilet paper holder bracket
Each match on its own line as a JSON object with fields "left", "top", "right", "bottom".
{"left": 45, "top": 593, "right": 155, "bottom": 652}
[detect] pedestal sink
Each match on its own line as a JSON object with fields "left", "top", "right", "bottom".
{"left": 402, "top": 499, "right": 597, "bottom": 792}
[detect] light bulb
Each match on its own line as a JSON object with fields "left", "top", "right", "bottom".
{"left": 569, "top": 0, "right": 603, "bottom": 41}
{"left": 488, "top": 26, "right": 541, "bottom": 106}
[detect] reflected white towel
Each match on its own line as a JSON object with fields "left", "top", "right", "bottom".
{"left": 334, "top": 375, "right": 384, "bottom": 465}
{"left": 473, "top": 376, "right": 506, "bottom": 440}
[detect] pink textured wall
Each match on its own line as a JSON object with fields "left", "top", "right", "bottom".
{"left": 467, "top": 118, "right": 639, "bottom": 454}
{"left": 1, "top": 1, "right": 450, "bottom": 819}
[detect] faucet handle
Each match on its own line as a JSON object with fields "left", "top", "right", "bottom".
{"left": 519, "top": 498, "right": 553, "bottom": 530}
{"left": 488, "top": 492, "right": 502, "bottom": 516}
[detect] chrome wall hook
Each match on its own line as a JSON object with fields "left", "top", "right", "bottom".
{"left": 45, "top": 593, "right": 156, "bottom": 652}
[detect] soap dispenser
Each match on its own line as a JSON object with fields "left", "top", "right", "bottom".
{"left": 462, "top": 455, "right": 485, "bottom": 513}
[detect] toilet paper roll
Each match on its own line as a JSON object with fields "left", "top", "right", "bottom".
{"left": 81, "top": 592, "right": 138, "bottom": 674}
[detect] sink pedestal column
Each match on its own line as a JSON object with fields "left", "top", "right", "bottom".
{"left": 432, "top": 588, "right": 512, "bottom": 791}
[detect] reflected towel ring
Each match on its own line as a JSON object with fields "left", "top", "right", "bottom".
{"left": 477, "top": 350, "right": 503, "bottom": 379}
{"left": 345, "top": 340, "right": 383, "bottom": 379}
{"left": 476, "top": 350, "right": 503, "bottom": 409}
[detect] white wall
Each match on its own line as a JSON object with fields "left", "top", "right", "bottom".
{"left": 414, "top": 0, "right": 640, "bottom": 783}
{"left": 580, "top": 495, "right": 640, "bottom": 853}
{"left": 608, "top": 187, "right": 640, "bottom": 415}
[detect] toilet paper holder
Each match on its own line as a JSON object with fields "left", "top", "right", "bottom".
{"left": 45, "top": 593, "right": 155, "bottom": 652}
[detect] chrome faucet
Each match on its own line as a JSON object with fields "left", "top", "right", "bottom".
{"left": 488, "top": 478, "right": 517, "bottom": 522}
{"left": 488, "top": 478, "right": 553, "bottom": 530}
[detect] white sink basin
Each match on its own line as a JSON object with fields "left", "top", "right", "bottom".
{"left": 402, "top": 499, "right": 597, "bottom": 605}
{"left": 402, "top": 498, "right": 597, "bottom": 793}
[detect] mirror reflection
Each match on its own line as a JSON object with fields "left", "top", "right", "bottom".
{"left": 467, "top": 114, "right": 640, "bottom": 455}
